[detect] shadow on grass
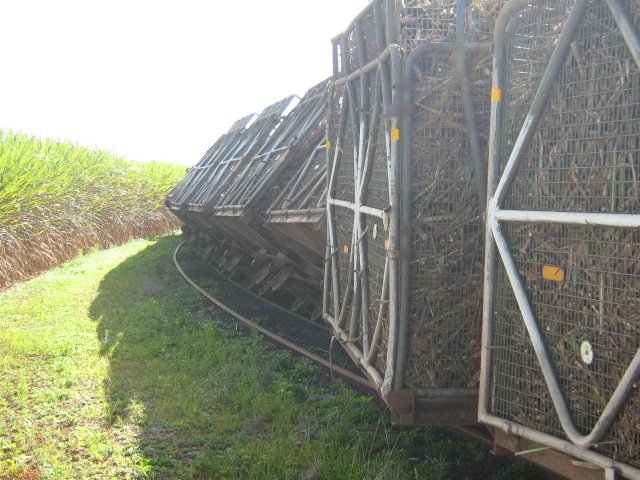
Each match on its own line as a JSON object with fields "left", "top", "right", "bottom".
{"left": 87, "top": 235, "right": 382, "bottom": 479}
{"left": 88, "top": 235, "right": 547, "bottom": 480}
{"left": 89, "top": 235, "right": 235, "bottom": 477}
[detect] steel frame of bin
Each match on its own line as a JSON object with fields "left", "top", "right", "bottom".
{"left": 211, "top": 82, "right": 328, "bottom": 212}
{"left": 479, "top": 0, "right": 640, "bottom": 478}
{"left": 265, "top": 137, "right": 328, "bottom": 269}
{"left": 183, "top": 88, "right": 329, "bottom": 309}
{"left": 168, "top": 108, "right": 272, "bottom": 246}
{"left": 330, "top": 0, "right": 393, "bottom": 79}
{"left": 324, "top": 0, "right": 491, "bottom": 425}
{"left": 324, "top": 0, "right": 394, "bottom": 342}
{"left": 190, "top": 95, "right": 296, "bottom": 212}
{"left": 324, "top": 44, "right": 402, "bottom": 395}
{"left": 206, "top": 85, "right": 329, "bottom": 293}
{"left": 177, "top": 97, "right": 295, "bottom": 263}
{"left": 208, "top": 84, "right": 328, "bottom": 262}
{"left": 166, "top": 114, "right": 259, "bottom": 250}
{"left": 167, "top": 113, "right": 255, "bottom": 212}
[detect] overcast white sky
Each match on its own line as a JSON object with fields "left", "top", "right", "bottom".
{"left": 0, "top": 0, "right": 367, "bottom": 165}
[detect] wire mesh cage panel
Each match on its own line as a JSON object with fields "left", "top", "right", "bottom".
{"left": 325, "top": 42, "right": 400, "bottom": 392}
{"left": 165, "top": 93, "right": 327, "bottom": 315}
{"left": 265, "top": 112, "right": 329, "bottom": 269}
{"left": 265, "top": 78, "right": 332, "bottom": 220}
{"left": 398, "top": 0, "right": 502, "bottom": 48}
{"left": 325, "top": 0, "right": 500, "bottom": 425}
{"left": 332, "top": 0, "right": 500, "bottom": 77}
{"left": 481, "top": 0, "right": 640, "bottom": 476}
{"left": 203, "top": 82, "right": 329, "bottom": 305}
{"left": 239, "top": 79, "right": 330, "bottom": 216}
{"left": 402, "top": 46, "right": 491, "bottom": 391}
{"left": 168, "top": 96, "right": 297, "bottom": 286}
{"left": 267, "top": 140, "right": 327, "bottom": 216}
{"left": 262, "top": 135, "right": 328, "bottom": 269}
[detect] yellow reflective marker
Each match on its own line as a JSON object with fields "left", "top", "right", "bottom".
{"left": 542, "top": 265, "right": 565, "bottom": 282}
{"left": 491, "top": 88, "right": 502, "bottom": 103}
{"left": 342, "top": 245, "right": 350, "bottom": 254}
{"left": 391, "top": 128, "right": 401, "bottom": 141}
{"left": 326, "top": 140, "right": 331, "bottom": 150}
{"left": 384, "top": 239, "right": 389, "bottom": 249}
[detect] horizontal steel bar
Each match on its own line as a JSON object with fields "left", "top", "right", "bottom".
{"left": 479, "top": 412, "right": 640, "bottom": 480}
{"left": 415, "top": 388, "right": 479, "bottom": 398}
{"left": 328, "top": 198, "right": 386, "bottom": 219}
{"left": 213, "top": 205, "right": 244, "bottom": 212}
{"left": 268, "top": 208, "right": 325, "bottom": 217}
{"left": 491, "top": 214, "right": 640, "bottom": 449}
{"left": 330, "top": 1, "right": 376, "bottom": 44}
{"left": 494, "top": 208, "right": 640, "bottom": 228}
{"left": 330, "top": 47, "right": 392, "bottom": 90}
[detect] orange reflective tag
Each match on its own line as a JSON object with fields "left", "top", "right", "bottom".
{"left": 542, "top": 265, "right": 565, "bottom": 282}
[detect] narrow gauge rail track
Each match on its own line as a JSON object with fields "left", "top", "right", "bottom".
{"left": 173, "top": 241, "right": 494, "bottom": 451}
{"left": 173, "top": 241, "right": 375, "bottom": 395}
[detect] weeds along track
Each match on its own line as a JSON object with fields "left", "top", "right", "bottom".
{"left": 173, "top": 242, "right": 501, "bottom": 453}
{"left": 173, "top": 241, "right": 375, "bottom": 395}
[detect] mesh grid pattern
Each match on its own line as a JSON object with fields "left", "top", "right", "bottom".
{"left": 364, "top": 214, "right": 389, "bottom": 372}
{"left": 367, "top": 95, "right": 390, "bottom": 211}
{"left": 169, "top": 123, "right": 249, "bottom": 208}
{"left": 492, "top": 223, "right": 640, "bottom": 466}
{"left": 169, "top": 112, "right": 258, "bottom": 208}
{"left": 334, "top": 0, "right": 385, "bottom": 76}
{"left": 503, "top": 1, "right": 640, "bottom": 214}
{"left": 167, "top": 135, "right": 226, "bottom": 206}
{"left": 215, "top": 89, "right": 328, "bottom": 210}
{"left": 331, "top": 87, "right": 356, "bottom": 203}
{"left": 489, "top": 0, "right": 640, "bottom": 468}
{"left": 400, "top": 0, "right": 458, "bottom": 47}
{"left": 404, "top": 49, "right": 489, "bottom": 389}
{"left": 334, "top": 206, "right": 355, "bottom": 320}
{"left": 328, "top": 0, "right": 496, "bottom": 392}
{"left": 194, "top": 95, "right": 297, "bottom": 209}
{"left": 265, "top": 83, "right": 329, "bottom": 214}
{"left": 328, "top": 53, "right": 393, "bottom": 373}
{"left": 399, "top": 1, "right": 502, "bottom": 49}
{"left": 197, "top": 113, "right": 281, "bottom": 208}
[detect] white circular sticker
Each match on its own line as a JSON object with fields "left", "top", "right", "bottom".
{"left": 580, "top": 340, "right": 594, "bottom": 365}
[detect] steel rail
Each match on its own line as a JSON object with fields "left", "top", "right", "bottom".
{"left": 175, "top": 242, "right": 496, "bottom": 455}
{"left": 173, "top": 241, "right": 377, "bottom": 396}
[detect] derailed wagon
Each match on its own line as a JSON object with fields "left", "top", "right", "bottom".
{"left": 166, "top": 0, "right": 640, "bottom": 477}
{"left": 168, "top": 83, "right": 330, "bottom": 315}
{"left": 480, "top": 0, "right": 640, "bottom": 477}
{"left": 324, "top": 0, "right": 500, "bottom": 425}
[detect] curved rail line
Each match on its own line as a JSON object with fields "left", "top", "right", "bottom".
{"left": 173, "top": 241, "right": 377, "bottom": 395}
{"left": 173, "top": 241, "right": 493, "bottom": 450}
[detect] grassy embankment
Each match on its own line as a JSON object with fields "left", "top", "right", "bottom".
{"left": 0, "top": 235, "right": 540, "bottom": 479}
{"left": 0, "top": 130, "right": 185, "bottom": 289}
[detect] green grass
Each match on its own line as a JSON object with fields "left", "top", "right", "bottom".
{"left": 0, "top": 235, "right": 542, "bottom": 479}
{"left": 0, "top": 130, "right": 185, "bottom": 289}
